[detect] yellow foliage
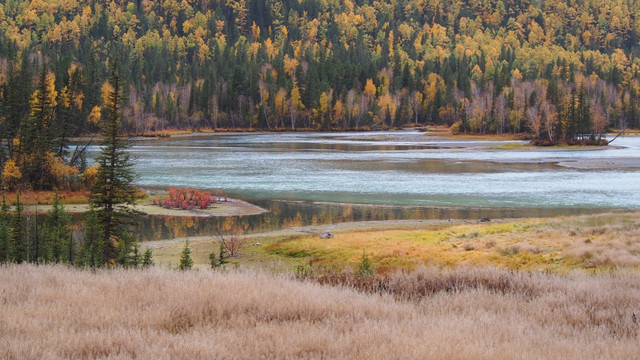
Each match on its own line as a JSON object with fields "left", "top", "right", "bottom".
{"left": 251, "top": 21, "right": 260, "bottom": 40}
{"left": 47, "top": 153, "right": 79, "bottom": 184}
{"left": 101, "top": 81, "right": 113, "bottom": 104}
{"left": 333, "top": 99, "right": 344, "bottom": 122}
{"left": 59, "top": 86, "right": 71, "bottom": 108}
{"left": 81, "top": 163, "right": 100, "bottom": 188}
{"left": 2, "top": 160, "right": 22, "bottom": 189}
{"left": 274, "top": 88, "right": 288, "bottom": 116}
{"left": 450, "top": 121, "right": 462, "bottom": 134}
{"left": 88, "top": 105, "right": 101, "bottom": 125}
{"left": 319, "top": 92, "right": 330, "bottom": 114}
{"left": 364, "top": 78, "right": 376, "bottom": 97}
{"left": 29, "top": 72, "right": 58, "bottom": 114}
{"left": 264, "top": 37, "right": 278, "bottom": 60}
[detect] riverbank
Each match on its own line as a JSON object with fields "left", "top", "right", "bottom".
{"left": 143, "top": 210, "right": 640, "bottom": 273}
{"left": 25, "top": 198, "right": 267, "bottom": 217}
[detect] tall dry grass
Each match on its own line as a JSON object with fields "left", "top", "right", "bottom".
{"left": 1, "top": 264, "right": 639, "bottom": 359}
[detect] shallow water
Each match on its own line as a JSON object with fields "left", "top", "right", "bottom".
{"left": 84, "top": 132, "right": 639, "bottom": 239}
{"left": 120, "top": 132, "right": 640, "bottom": 208}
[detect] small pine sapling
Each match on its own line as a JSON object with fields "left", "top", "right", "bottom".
{"left": 218, "top": 243, "right": 228, "bottom": 265}
{"left": 142, "top": 248, "right": 153, "bottom": 267}
{"left": 356, "top": 251, "right": 374, "bottom": 277}
{"left": 209, "top": 251, "right": 218, "bottom": 269}
{"left": 131, "top": 244, "right": 141, "bottom": 267}
{"left": 179, "top": 241, "right": 193, "bottom": 270}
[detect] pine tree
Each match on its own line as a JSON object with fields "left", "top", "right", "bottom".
{"left": 90, "top": 61, "right": 137, "bottom": 264}
{"left": 44, "top": 193, "right": 71, "bottom": 263}
{"left": 2, "top": 54, "right": 33, "bottom": 160}
{"left": 209, "top": 251, "right": 218, "bottom": 269}
{"left": 218, "top": 243, "right": 228, "bottom": 266}
{"left": 179, "top": 241, "right": 193, "bottom": 270}
{"left": 10, "top": 191, "right": 26, "bottom": 263}
{"left": 577, "top": 85, "right": 591, "bottom": 139}
{"left": 131, "top": 243, "right": 141, "bottom": 268}
{"left": 20, "top": 62, "right": 58, "bottom": 190}
{"left": 80, "top": 208, "right": 104, "bottom": 267}
{"left": 142, "top": 248, "right": 153, "bottom": 267}
{"left": 565, "top": 89, "right": 578, "bottom": 141}
{"left": 356, "top": 251, "right": 373, "bottom": 277}
{"left": 0, "top": 194, "right": 11, "bottom": 262}
{"left": 116, "top": 231, "right": 136, "bottom": 267}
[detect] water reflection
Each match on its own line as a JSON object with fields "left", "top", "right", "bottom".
{"left": 76, "top": 132, "right": 640, "bottom": 241}
{"left": 133, "top": 199, "right": 603, "bottom": 241}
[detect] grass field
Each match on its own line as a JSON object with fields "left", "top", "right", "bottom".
{"left": 269, "top": 212, "right": 640, "bottom": 273}
{"left": 3, "top": 211, "right": 640, "bottom": 358}
{"left": 147, "top": 211, "right": 640, "bottom": 274}
{"left": 1, "top": 264, "right": 638, "bottom": 359}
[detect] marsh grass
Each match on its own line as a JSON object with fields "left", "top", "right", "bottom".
{"left": 267, "top": 212, "right": 640, "bottom": 272}
{"left": 1, "top": 264, "right": 638, "bottom": 359}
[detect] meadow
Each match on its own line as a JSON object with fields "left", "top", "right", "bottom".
{"left": 1, "top": 264, "right": 638, "bottom": 359}
{"left": 148, "top": 211, "right": 640, "bottom": 274}
{"left": 3, "top": 210, "right": 640, "bottom": 359}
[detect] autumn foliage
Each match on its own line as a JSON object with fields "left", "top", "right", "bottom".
{"left": 153, "top": 188, "right": 228, "bottom": 210}
{"left": 0, "top": 0, "right": 639, "bottom": 138}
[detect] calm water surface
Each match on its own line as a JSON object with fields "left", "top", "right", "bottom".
{"left": 86, "top": 132, "right": 640, "bottom": 240}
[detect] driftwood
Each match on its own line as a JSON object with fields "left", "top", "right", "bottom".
{"left": 608, "top": 129, "right": 625, "bottom": 144}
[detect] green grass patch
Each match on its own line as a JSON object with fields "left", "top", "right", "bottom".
{"left": 490, "top": 142, "right": 531, "bottom": 150}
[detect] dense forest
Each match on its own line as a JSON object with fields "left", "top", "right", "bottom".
{"left": 0, "top": 0, "right": 639, "bottom": 146}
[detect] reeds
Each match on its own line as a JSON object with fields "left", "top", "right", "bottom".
{"left": 1, "top": 264, "right": 638, "bottom": 359}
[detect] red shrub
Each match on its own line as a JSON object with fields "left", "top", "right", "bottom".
{"left": 154, "top": 187, "right": 227, "bottom": 210}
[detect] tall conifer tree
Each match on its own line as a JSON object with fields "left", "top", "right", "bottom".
{"left": 89, "top": 61, "right": 137, "bottom": 264}
{"left": 0, "top": 194, "right": 11, "bottom": 262}
{"left": 10, "top": 191, "right": 26, "bottom": 263}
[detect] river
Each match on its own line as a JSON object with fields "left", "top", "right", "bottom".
{"left": 86, "top": 131, "right": 640, "bottom": 240}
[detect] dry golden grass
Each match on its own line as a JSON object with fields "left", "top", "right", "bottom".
{"left": 6, "top": 190, "right": 91, "bottom": 205}
{"left": 1, "top": 264, "right": 638, "bottom": 359}
{"left": 131, "top": 127, "right": 216, "bottom": 137}
{"left": 422, "top": 125, "right": 527, "bottom": 140}
{"left": 9, "top": 189, "right": 147, "bottom": 207}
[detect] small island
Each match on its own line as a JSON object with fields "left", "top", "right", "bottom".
{"left": 24, "top": 188, "right": 267, "bottom": 218}
{"left": 144, "top": 188, "right": 266, "bottom": 217}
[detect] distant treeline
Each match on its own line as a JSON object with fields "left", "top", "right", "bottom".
{"left": 0, "top": 0, "right": 639, "bottom": 142}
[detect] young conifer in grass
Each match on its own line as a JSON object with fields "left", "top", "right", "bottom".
{"left": 79, "top": 206, "right": 104, "bottom": 268}
{"left": 179, "top": 241, "right": 193, "bottom": 270}
{"left": 142, "top": 248, "right": 153, "bottom": 267}
{"left": 10, "top": 191, "right": 26, "bottom": 263}
{"left": 44, "top": 193, "right": 71, "bottom": 263}
{"left": 357, "top": 251, "right": 374, "bottom": 277}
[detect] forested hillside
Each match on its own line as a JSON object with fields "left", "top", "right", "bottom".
{"left": 0, "top": 0, "right": 639, "bottom": 141}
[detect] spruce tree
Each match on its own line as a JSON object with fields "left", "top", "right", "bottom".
{"left": 10, "top": 191, "right": 26, "bottom": 263}
{"left": 209, "top": 251, "right": 218, "bottom": 269}
{"left": 20, "top": 62, "right": 58, "bottom": 190}
{"left": 0, "top": 194, "right": 11, "bottom": 262}
{"left": 218, "top": 243, "right": 228, "bottom": 266}
{"left": 179, "top": 241, "right": 193, "bottom": 270}
{"left": 89, "top": 61, "right": 137, "bottom": 264}
{"left": 116, "top": 231, "right": 136, "bottom": 267}
{"left": 80, "top": 207, "right": 104, "bottom": 267}
{"left": 2, "top": 54, "right": 33, "bottom": 159}
{"left": 44, "top": 193, "right": 71, "bottom": 263}
{"left": 142, "top": 248, "right": 153, "bottom": 267}
{"left": 577, "top": 85, "right": 591, "bottom": 139}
